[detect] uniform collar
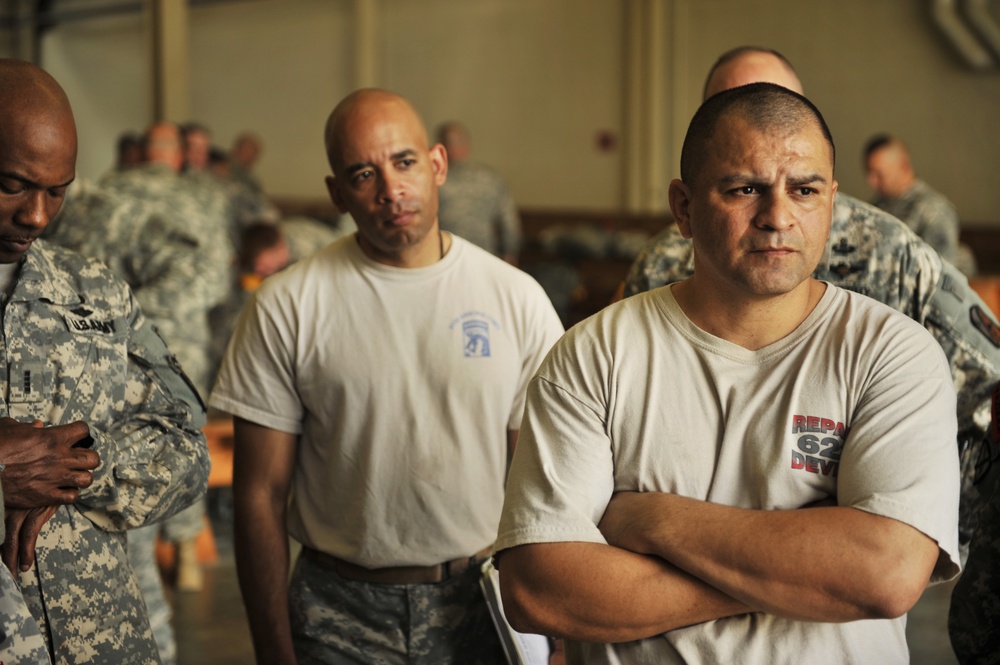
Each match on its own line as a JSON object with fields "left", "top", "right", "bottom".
{"left": 10, "top": 240, "right": 85, "bottom": 307}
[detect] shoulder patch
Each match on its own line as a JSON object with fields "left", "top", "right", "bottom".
{"left": 970, "top": 305, "right": 1000, "bottom": 348}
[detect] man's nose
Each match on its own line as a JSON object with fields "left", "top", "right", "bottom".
{"left": 16, "top": 191, "right": 50, "bottom": 230}
{"left": 377, "top": 171, "right": 403, "bottom": 204}
{"left": 756, "top": 191, "right": 796, "bottom": 231}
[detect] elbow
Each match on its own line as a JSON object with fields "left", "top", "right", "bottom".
{"left": 498, "top": 571, "right": 553, "bottom": 635}
{"left": 850, "top": 551, "right": 934, "bottom": 620}
{"left": 863, "top": 575, "right": 927, "bottom": 620}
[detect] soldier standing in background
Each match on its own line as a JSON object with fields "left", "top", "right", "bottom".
{"left": 93, "top": 120, "right": 231, "bottom": 663}
{"left": 863, "top": 133, "right": 972, "bottom": 274}
{"left": 436, "top": 121, "right": 522, "bottom": 265}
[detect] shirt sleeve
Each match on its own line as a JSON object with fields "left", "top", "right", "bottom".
{"left": 209, "top": 288, "right": 305, "bottom": 434}
{"left": 75, "top": 297, "right": 210, "bottom": 531}
{"left": 837, "top": 316, "right": 961, "bottom": 582}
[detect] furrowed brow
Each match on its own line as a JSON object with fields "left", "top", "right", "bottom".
{"left": 788, "top": 173, "right": 828, "bottom": 187}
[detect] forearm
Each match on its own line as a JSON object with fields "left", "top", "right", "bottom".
{"left": 76, "top": 419, "right": 210, "bottom": 530}
{"left": 235, "top": 487, "right": 296, "bottom": 664}
{"left": 621, "top": 494, "right": 937, "bottom": 622}
{"left": 498, "top": 541, "right": 750, "bottom": 643}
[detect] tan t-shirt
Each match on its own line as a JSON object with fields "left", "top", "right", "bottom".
{"left": 211, "top": 235, "right": 564, "bottom": 567}
{"left": 497, "top": 284, "right": 960, "bottom": 664}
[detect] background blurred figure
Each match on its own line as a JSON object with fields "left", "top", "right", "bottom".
{"left": 229, "top": 131, "right": 264, "bottom": 192}
{"left": 115, "top": 131, "right": 142, "bottom": 171}
{"left": 864, "top": 133, "right": 975, "bottom": 275}
{"left": 208, "top": 215, "right": 353, "bottom": 380}
{"left": 94, "top": 120, "right": 232, "bottom": 664}
{"left": 436, "top": 121, "right": 522, "bottom": 264}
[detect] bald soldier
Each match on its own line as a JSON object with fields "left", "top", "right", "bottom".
{"left": 623, "top": 46, "right": 1000, "bottom": 557}
{"left": 0, "top": 59, "right": 209, "bottom": 664}
{"left": 496, "top": 82, "right": 960, "bottom": 665}
{"left": 863, "top": 133, "right": 962, "bottom": 266}
{"left": 210, "top": 89, "right": 563, "bottom": 663}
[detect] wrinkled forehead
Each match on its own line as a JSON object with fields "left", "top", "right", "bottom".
{"left": 708, "top": 112, "right": 833, "bottom": 174}
{"left": 330, "top": 97, "right": 429, "bottom": 170}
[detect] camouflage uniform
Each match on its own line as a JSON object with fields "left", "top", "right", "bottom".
{"left": 950, "top": 382, "right": 1000, "bottom": 664}
{"left": 280, "top": 215, "right": 352, "bottom": 264}
{"left": 873, "top": 179, "right": 961, "bottom": 267}
{"left": 289, "top": 556, "right": 503, "bottom": 665}
{"left": 624, "top": 192, "right": 1000, "bottom": 551}
{"left": 99, "top": 164, "right": 233, "bottom": 395}
{"left": 438, "top": 162, "right": 522, "bottom": 258}
{"left": 46, "top": 180, "right": 218, "bottom": 664}
{"left": 2, "top": 240, "right": 210, "bottom": 664}
{"left": 0, "top": 487, "right": 51, "bottom": 665}
{"left": 209, "top": 170, "right": 281, "bottom": 250}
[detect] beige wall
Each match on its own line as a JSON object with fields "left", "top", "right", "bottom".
{"left": 43, "top": 12, "right": 149, "bottom": 181}
{"left": 34, "top": 0, "right": 1000, "bottom": 224}
{"left": 670, "top": 0, "right": 1000, "bottom": 225}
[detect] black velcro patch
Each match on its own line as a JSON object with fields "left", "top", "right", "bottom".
{"left": 970, "top": 305, "right": 1000, "bottom": 349}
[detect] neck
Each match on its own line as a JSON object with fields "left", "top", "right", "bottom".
{"left": 357, "top": 229, "right": 450, "bottom": 269}
{"left": 672, "top": 278, "right": 826, "bottom": 350}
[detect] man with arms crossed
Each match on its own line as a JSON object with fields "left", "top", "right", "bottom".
{"left": 496, "top": 83, "right": 960, "bottom": 664}
{"left": 210, "top": 89, "right": 563, "bottom": 663}
{"left": 623, "top": 47, "right": 1000, "bottom": 555}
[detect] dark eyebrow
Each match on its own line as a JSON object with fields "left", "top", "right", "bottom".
{"left": 718, "top": 174, "right": 766, "bottom": 187}
{"left": 788, "top": 173, "right": 828, "bottom": 187}
{"left": 344, "top": 149, "right": 418, "bottom": 178}
{"left": 391, "top": 149, "right": 418, "bottom": 161}
{"left": 0, "top": 171, "right": 75, "bottom": 190}
{"left": 344, "top": 162, "right": 373, "bottom": 178}
{"left": 716, "top": 173, "right": 828, "bottom": 187}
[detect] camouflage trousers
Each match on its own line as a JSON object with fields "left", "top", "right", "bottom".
{"left": 288, "top": 552, "right": 506, "bottom": 665}
{"left": 127, "top": 525, "right": 175, "bottom": 665}
{"left": 0, "top": 564, "right": 49, "bottom": 665}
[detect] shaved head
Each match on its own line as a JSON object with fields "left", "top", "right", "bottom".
{"left": 145, "top": 121, "right": 183, "bottom": 172}
{"left": 324, "top": 89, "right": 431, "bottom": 174}
{"left": 864, "top": 134, "right": 914, "bottom": 199}
{"left": 0, "top": 59, "right": 77, "bottom": 263}
{"left": 0, "top": 59, "right": 77, "bottom": 158}
{"left": 681, "top": 82, "right": 834, "bottom": 188}
{"left": 704, "top": 46, "right": 803, "bottom": 99}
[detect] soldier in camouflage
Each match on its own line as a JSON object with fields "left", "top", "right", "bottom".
{"left": 622, "top": 47, "right": 1000, "bottom": 558}
{"left": 44, "top": 179, "right": 218, "bottom": 663}
{"left": 0, "top": 485, "right": 50, "bottom": 665}
{"left": 0, "top": 59, "right": 210, "bottom": 664}
{"left": 78, "top": 121, "right": 229, "bottom": 659}
{"left": 863, "top": 133, "right": 963, "bottom": 268}
{"left": 99, "top": 121, "right": 232, "bottom": 395}
{"left": 436, "top": 122, "right": 522, "bottom": 264}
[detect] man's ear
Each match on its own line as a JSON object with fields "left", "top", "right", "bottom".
{"left": 668, "top": 179, "right": 694, "bottom": 239}
{"left": 429, "top": 143, "right": 448, "bottom": 186}
{"left": 326, "top": 175, "right": 348, "bottom": 214}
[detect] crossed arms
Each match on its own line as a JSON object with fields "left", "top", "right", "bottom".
{"left": 497, "top": 492, "right": 940, "bottom": 643}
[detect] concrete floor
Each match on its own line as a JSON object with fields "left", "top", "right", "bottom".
{"left": 170, "top": 512, "right": 962, "bottom": 664}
